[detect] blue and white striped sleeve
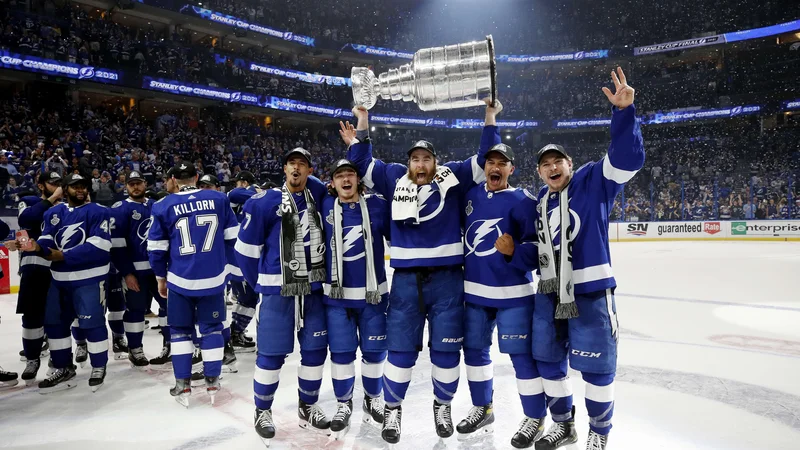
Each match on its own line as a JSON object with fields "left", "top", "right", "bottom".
{"left": 234, "top": 195, "right": 265, "bottom": 288}
{"left": 147, "top": 204, "right": 170, "bottom": 279}
{"left": 595, "top": 105, "right": 645, "bottom": 200}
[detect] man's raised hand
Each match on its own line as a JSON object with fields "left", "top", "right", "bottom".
{"left": 338, "top": 120, "right": 357, "bottom": 146}
{"left": 602, "top": 66, "right": 635, "bottom": 110}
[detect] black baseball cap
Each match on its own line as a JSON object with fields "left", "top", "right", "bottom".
{"left": 171, "top": 162, "right": 197, "bottom": 179}
{"left": 197, "top": 174, "right": 219, "bottom": 187}
{"left": 331, "top": 159, "right": 359, "bottom": 177}
{"left": 39, "top": 171, "right": 62, "bottom": 185}
{"left": 486, "top": 143, "right": 515, "bottom": 163}
{"left": 537, "top": 144, "right": 570, "bottom": 165}
{"left": 407, "top": 140, "right": 436, "bottom": 157}
{"left": 235, "top": 171, "right": 256, "bottom": 184}
{"left": 127, "top": 171, "right": 146, "bottom": 183}
{"left": 283, "top": 147, "right": 312, "bottom": 166}
{"left": 63, "top": 173, "right": 91, "bottom": 187}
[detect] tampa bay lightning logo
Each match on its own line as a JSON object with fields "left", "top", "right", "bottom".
{"left": 299, "top": 210, "right": 310, "bottom": 241}
{"left": 283, "top": 32, "right": 293, "bottom": 41}
{"left": 55, "top": 222, "right": 86, "bottom": 251}
{"left": 574, "top": 51, "right": 585, "bottom": 60}
{"left": 334, "top": 108, "right": 343, "bottom": 117}
{"left": 465, "top": 218, "right": 502, "bottom": 257}
{"left": 417, "top": 185, "right": 445, "bottom": 223}
{"left": 516, "top": 120, "right": 525, "bottom": 128}
{"left": 425, "top": 118, "right": 434, "bottom": 126}
{"left": 730, "top": 106, "right": 743, "bottom": 116}
{"left": 340, "top": 225, "right": 365, "bottom": 261}
{"left": 231, "top": 92, "right": 242, "bottom": 102}
{"left": 136, "top": 217, "right": 153, "bottom": 245}
{"left": 78, "top": 67, "right": 95, "bottom": 79}
{"left": 547, "top": 207, "right": 582, "bottom": 240}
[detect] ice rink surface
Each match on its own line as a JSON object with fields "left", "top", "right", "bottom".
{"left": 1, "top": 241, "right": 799, "bottom": 450}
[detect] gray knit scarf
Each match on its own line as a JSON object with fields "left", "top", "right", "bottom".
{"left": 537, "top": 187, "right": 578, "bottom": 319}
{"left": 279, "top": 184, "right": 325, "bottom": 296}
{"left": 328, "top": 196, "right": 380, "bottom": 304}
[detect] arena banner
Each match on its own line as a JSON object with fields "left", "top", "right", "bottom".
{"left": 496, "top": 50, "right": 609, "bottom": 63}
{"left": 344, "top": 44, "right": 414, "bottom": 59}
{"left": 553, "top": 118, "right": 612, "bottom": 128}
{"left": 142, "top": 77, "right": 246, "bottom": 102}
{"left": 611, "top": 220, "right": 800, "bottom": 241}
{"left": 634, "top": 35, "right": 726, "bottom": 56}
{"left": 179, "top": 4, "right": 315, "bottom": 46}
{"left": 0, "top": 50, "right": 121, "bottom": 84}
{"left": 729, "top": 221, "right": 800, "bottom": 237}
{"left": 646, "top": 105, "right": 761, "bottom": 124}
{"left": 723, "top": 19, "right": 800, "bottom": 43}
{"left": 783, "top": 99, "right": 800, "bottom": 111}
{"left": 246, "top": 61, "right": 351, "bottom": 86}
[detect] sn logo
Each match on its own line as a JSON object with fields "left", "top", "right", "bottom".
{"left": 571, "top": 349, "right": 601, "bottom": 358}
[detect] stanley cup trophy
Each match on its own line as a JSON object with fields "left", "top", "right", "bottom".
{"left": 351, "top": 35, "right": 497, "bottom": 111}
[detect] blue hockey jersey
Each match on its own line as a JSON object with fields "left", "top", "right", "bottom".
{"left": 321, "top": 194, "right": 390, "bottom": 308}
{"left": 537, "top": 105, "right": 645, "bottom": 295}
{"left": 462, "top": 184, "right": 536, "bottom": 308}
{"left": 38, "top": 203, "right": 112, "bottom": 287}
{"left": 234, "top": 177, "right": 327, "bottom": 295}
{"left": 228, "top": 186, "right": 259, "bottom": 222}
{"left": 109, "top": 198, "right": 155, "bottom": 276}
{"left": 347, "top": 126, "right": 500, "bottom": 268}
{"left": 17, "top": 195, "right": 55, "bottom": 273}
{"left": 147, "top": 187, "right": 239, "bottom": 296}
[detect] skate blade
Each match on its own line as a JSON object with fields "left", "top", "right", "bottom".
{"left": 457, "top": 423, "right": 494, "bottom": 441}
{"left": 222, "top": 363, "right": 238, "bottom": 373}
{"left": 259, "top": 437, "right": 272, "bottom": 448}
{"left": 362, "top": 415, "right": 383, "bottom": 429}
{"left": 298, "top": 420, "right": 332, "bottom": 436}
{"left": 174, "top": 393, "right": 190, "bottom": 408}
{"left": 77, "top": 360, "right": 87, "bottom": 369}
{"left": 113, "top": 353, "right": 127, "bottom": 361}
{"left": 24, "top": 378, "right": 38, "bottom": 387}
{"left": 0, "top": 380, "right": 20, "bottom": 391}
{"left": 149, "top": 363, "right": 173, "bottom": 372}
{"left": 233, "top": 346, "right": 256, "bottom": 354}
{"left": 38, "top": 380, "right": 77, "bottom": 394}
{"left": 208, "top": 389, "right": 219, "bottom": 405}
{"left": 332, "top": 425, "right": 350, "bottom": 440}
{"left": 91, "top": 382, "right": 104, "bottom": 393}
{"left": 130, "top": 363, "right": 150, "bottom": 372}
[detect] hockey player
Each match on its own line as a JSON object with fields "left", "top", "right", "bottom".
{"left": 455, "top": 143, "right": 546, "bottom": 447}
{"left": 531, "top": 67, "right": 644, "bottom": 450}
{"left": 235, "top": 147, "right": 330, "bottom": 444}
{"left": 147, "top": 163, "right": 239, "bottom": 407}
{"left": 345, "top": 100, "right": 502, "bottom": 444}
{"left": 10, "top": 171, "right": 62, "bottom": 384}
{"left": 320, "top": 158, "right": 391, "bottom": 438}
{"left": 30, "top": 173, "right": 113, "bottom": 393}
{"left": 225, "top": 171, "right": 259, "bottom": 352}
{"left": 109, "top": 170, "right": 166, "bottom": 370}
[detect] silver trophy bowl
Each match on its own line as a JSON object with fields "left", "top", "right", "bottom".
{"left": 351, "top": 35, "right": 497, "bottom": 111}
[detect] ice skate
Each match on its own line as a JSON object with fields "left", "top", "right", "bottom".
{"left": 254, "top": 407, "right": 275, "bottom": 447}
{"left": 21, "top": 359, "right": 41, "bottom": 386}
{"left": 535, "top": 407, "right": 578, "bottom": 450}
{"left": 205, "top": 376, "right": 220, "bottom": 405}
{"left": 511, "top": 416, "right": 544, "bottom": 448}
{"left": 38, "top": 366, "right": 77, "bottom": 394}
{"left": 148, "top": 342, "right": 172, "bottom": 370}
{"left": 128, "top": 347, "right": 150, "bottom": 370}
{"left": 170, "top": 378, "right": 191, "bottom": 408}
{"left": 433, "top": 399, "right": 454, "bottom": 438}
{"left": 381, "top": 405, "right": 402, "bottom": 444}
{"left": 19, "top": 341, "right": 49, "bottom": 361}
{"left": 0, "top": 366, "right": 19, "bottom": 391}
{"left": 456, "top": 403, "right": 495, "bottom": 441}
{"left": 112, "top": 336, "right": 129, "bottom": 360}
{"left": 89, "top": 366, "right": 107, "bottom": 392}
{"left": 585, "top": 430, "right": 608, "bottom": 450}
{"left": 298, "top": 399, "right": 331, "bottom": 435}
{"left": 362, "top": 394, "right": 384, "bottom": 428}
{"left": 231, "top": 330, "right": 256, "bottom": 353}
{"left": 330, "top": 399, "right": 353, "bottom": 440}
{"left": 222, "top": 341, "right": 238, "bottom": 373}
{"left": 75, "top": 342, "right": 88, "bottom": 368}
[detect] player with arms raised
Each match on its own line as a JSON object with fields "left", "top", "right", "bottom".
{"left": 147, "top": 163, "right": 239, "bottom": 407}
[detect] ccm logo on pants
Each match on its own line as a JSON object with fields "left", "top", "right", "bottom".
{"left": 501, "top": 334, "right": 528, "bottom": 340}
{"left": 572, "top": 349, "right": 602, "bottom": 358}
{"left": 313, "top": 331, "right": 328, "bottom": 337}
{"left": 367, "top": 335, "right": 387, "bottom": 341}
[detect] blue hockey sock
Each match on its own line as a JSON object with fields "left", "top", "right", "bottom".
{"left": 221, "top": 314, "right": 231, "bottom": 344}
{"left": 298, "top": 348, "right": 326, "bottom": 404}
{"left": 84, "top": 326, "right": 109, "bottom": 368}
{"left": 254, "top": 354, "right": 285, "bottom": 410}
{"left": 430, "top": 349, "right": 460, "bottom": 404}
{"left": 171, "top": 327, "right": 195, "bottom": 380}
{"left": 511, "top": 353, "right": 546, "bottom": 419}
{"left": 231, "top": 303, "right": 256, "bottom": 334}
{"left": 71, "top": 320, "right": 86, "bottom": 344}
{"left": 537, "top": 359, "right": 574, "bottom": 422}
{"left": 583, "top": 372, "right": 615, "bottom": 435}
{"left": 361, "top": 351, "right": 386, "bottom": 398}
{"left": 330, "top": 351, "right": 357, "bottom": 401}
{"left": 464, "top": 347, "right": 493, "bottom": 406}
{"left": 21, "top": 315, "right": 45, "bottom": 361}
{"left": 383, "top": 351, "right": 418, "bottom": 407}
{"left": 123, "top": 310, "right": 145, "bottom": 349}
{"left": 156, "top": 296, "right": 170, "bottom": 341}
{"left": 44, "top": 324, "right": 72, "bottom": 369}
{"left": 106, "top": 294, "right": 125, "bottom": 337}
{"left": 199, "top": 323, "right": 224, "bottom": 378}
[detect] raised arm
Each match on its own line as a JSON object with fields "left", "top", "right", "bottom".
{"left": 446, "top": 99, "right": 503, "bottom": 189}
{"left": 343, "top": 107, "right": 406, "bottom": 198}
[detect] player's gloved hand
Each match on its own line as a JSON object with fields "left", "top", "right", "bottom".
{"left": 494, "top": 233, "right": 515, "bottom": 256}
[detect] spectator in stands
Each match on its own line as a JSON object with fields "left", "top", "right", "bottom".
{"left": 93, "top": 171, "right": 116, "bottom": 207}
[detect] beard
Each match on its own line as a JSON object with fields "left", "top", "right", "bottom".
{"left": 406, "top": 167, "right": 436, "bottom": 185}
{"left": 129, "top": 189, "right": 146, "bottom": 200}
{"left": 66, "top": 191, "right": 87, "bottom": 206}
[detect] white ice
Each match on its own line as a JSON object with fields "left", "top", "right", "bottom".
{"left": 1, "top": 241, "right": 799, "bottom": 450}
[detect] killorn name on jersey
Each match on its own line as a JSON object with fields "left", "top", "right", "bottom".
{"left": 173, "top": 199, "right": 217, "bottom": 216}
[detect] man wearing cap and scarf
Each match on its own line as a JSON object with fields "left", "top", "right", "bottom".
{"left": 235, "top": 147, "right": 331, "bottom": 444}
{"left": 319, "top": 158, "right": 391, "bottom": 438}
{"left": 30, "top": 173, "right": 113, "bottom": 393}
{"left": 529, "top": 68, "right": 644, "bottom": 450}
{"left": 455, "top": 143, "right": 546, "bottom": 448}
{"left": 343, "top": 99, "right": 502, "bottom": 444}
{"left": 226, "top": 170, "right": 260, "bottom": 352}
{"left": 5, "top": 171, "right": 63, "bottom": 384}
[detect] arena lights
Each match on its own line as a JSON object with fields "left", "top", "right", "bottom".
{"left": 0, "top": 50, "right": 121, "bottom": 83}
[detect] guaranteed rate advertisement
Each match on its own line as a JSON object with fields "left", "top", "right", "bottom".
{"left": 0, "top": 50, "right": 121, "bottom": 84}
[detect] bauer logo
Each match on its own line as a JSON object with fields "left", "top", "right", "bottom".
{"left": 626, "top": 223, "right": 648, "bottom": 236}
{"left": 704, "top": 222, "right": 721, "bottom": 235}
{"left": 441, "top": 337, "right": 463, "bottom": 343}
{"left": 731, "top": 222, "right": 747, "bottom": 235}
{"left": 78, "top": 67, "right": 95, "bottom": 79}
